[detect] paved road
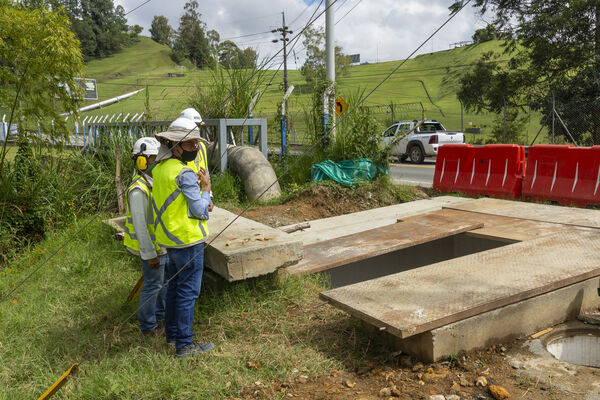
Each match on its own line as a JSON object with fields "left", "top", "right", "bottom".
{"left": 390, "top": 157, "right": 436, "bottom": 187}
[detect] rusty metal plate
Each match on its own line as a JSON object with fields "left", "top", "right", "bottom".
{"left": 435, "top": 209, "right": 577, "bottom": 242}
{"left": 286, "top": 213, "right": 482, "bottom": 276}
{"left": 320, "top": 229, "right": 600, "bottom": 338}
{"left": 445, "top": 198, "right": 600, "bottom": 229}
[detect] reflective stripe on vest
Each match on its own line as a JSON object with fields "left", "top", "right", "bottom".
{"left": 152, "top": 158, "right": 209, "bottom": 248}
{"left": 123, "top": 175, "right": 160, "bottom": 252}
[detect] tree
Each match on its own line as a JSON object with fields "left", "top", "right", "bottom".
{"left": 150, "top": 15, "right": 173, "bottom": 46}
{"left": 453, "top": 0, "right": 600, "bottom": 145}
{"left": 172, "top": 1, "right": 213, "bottom": 68}
{"left": 300, "top": 26, "right": 351, "bottom": 85}
{"left": 488, "top": 108, "right": 529, "bottom": 144}
{"left": 128, "top": 24, "right": 143, "bottom": 39}
{"left": 472, "top": 24, "right": 496, "bottom": 43}
{"left": 207, "top": 29, "right": 220, "bottom": 58}
{"left": 0, "top": 3, "right": 84, "bottom": 177}
{"left": 24, "top": 0, "right": 132, "bottom": 60}
{"left": 218, "top": 41, "right": 257, "bottom": 69}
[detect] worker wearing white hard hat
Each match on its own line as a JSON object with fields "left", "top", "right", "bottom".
{"left": 152, "top": 113, "right": 214, "bottom": 357}
{"left": 124, "top": 137, "right": 169, "bottom": 336}
{"left": 178, "top": 108, "right": 204, "bottom": 126}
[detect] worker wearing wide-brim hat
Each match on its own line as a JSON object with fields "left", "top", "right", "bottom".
{"left": 152, "top": 115, "right": 214, "bottom": 358}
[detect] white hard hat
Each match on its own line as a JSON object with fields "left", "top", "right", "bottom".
{"left": 132, "top": 137, "right": 160, "bottom": 157}
{"left": 178, "top": 108, "right": 204, "bottom": 125}
{"left": 168, "top": 116, "right": 199, "bottom": 132}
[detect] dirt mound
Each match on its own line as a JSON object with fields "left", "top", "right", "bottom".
{"left": 236, "top": 182, "right": 432, "bottom": 228}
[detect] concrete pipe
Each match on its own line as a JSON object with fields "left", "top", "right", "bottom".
{"left": 207, "top": 142, "right": 281, "bottom": 202}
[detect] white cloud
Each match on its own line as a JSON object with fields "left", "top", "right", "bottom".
{"left": 116, "top": 0, "right": 486, "bottom": 67}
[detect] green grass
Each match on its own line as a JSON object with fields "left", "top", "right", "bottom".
{"left": 0, "top": 216, "right": 371, "bottom": 399}
{"left": 79, "top": 37, "right": 551, "bottom": 145}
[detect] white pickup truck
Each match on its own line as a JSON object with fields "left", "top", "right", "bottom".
{"left": 381, "top": 120, "right": 464, "bottom": 163}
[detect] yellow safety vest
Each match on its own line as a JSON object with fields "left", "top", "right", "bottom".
{"left": 152, "top": 158, "right": 209, "bottom": 248}
{"left": 123, "top": 174, "right": 160, "bottom": 253}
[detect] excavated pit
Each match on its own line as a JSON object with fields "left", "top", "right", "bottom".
{"left": 322, "top": 232, "right": 516, "bottom": 288}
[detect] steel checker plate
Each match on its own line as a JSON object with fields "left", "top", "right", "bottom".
{"left": 320, "top": 229, "right": 600, "bottom": 338}
{"left": 446, "top": 198, "right": 600, "bottom": 229}
{"left": 287, "top": 213, "right": 482, "bottom": 276}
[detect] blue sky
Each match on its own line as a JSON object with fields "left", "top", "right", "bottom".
{"left": 116, "top": 0, "right": 487, "bottom": 68}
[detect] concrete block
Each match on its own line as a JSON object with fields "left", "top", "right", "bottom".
{"left": 366, "top": 278, "right": 600, "bottom": 362}
{"left": 106, "top": 207, "right": 303, "bottom": 282}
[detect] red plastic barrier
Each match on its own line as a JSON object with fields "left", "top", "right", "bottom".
{"left": 434, "top": 144, "right": 525, "bottom": 199}
{"left": 522, "top": 145, "right": 600, "bottom": 207}
{"left": 433, "top": 144, "right": 473, "bottom": 193}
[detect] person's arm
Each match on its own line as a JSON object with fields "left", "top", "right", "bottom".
{"left": 128, "top": 188, "right": 159, "bottom": 262}
{"left": 177, "top": 169, "right": 211, "bottom": 219}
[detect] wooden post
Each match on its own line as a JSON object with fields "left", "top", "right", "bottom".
{"left": 115, "top": 146, "right": 124, "bottom": 214}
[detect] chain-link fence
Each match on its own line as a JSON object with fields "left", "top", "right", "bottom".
{"left": 250, "top": 98, "right": 571, "bottom": 148}
{"left": 1, "top": 93, "right": 594, "bottom": 149}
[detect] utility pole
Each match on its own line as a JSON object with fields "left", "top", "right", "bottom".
{"left": 272, "top": 12, "right": 292, "bottom": 100}
{"left": 325, "top": 0, "right": 336, "bottom": 138}
{"left": 272, "top": 12, "right": 293, "bottom": 154}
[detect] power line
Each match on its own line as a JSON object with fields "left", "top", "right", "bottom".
{"left": 221, "top": 31, "right": 272, "bottom": 41}
{"left": 124, "top": 0, "right": 152, "bottom": 16}
{"left": 335, "top": 0, "right": 350, "bottom": 12}
{"left": 289, "top": 0, "right": 317, "bottom": 27}
{"left": 336, "top": 0, "right": 363, "bottom": 25}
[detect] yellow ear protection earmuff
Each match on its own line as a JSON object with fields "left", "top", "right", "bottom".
{"left": 134, "top": 143, "right": 149, "bottom": 171}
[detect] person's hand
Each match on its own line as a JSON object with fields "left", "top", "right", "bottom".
{"left": 148, "top": 256, "right": 160, "bottom": 269}
{"left": 197, "top": 168, "right": 211, "bottom": 192}
{"left": 208, "top": 200, "right": 214, "bottom": 212}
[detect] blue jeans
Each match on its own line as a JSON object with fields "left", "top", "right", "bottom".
{"left": 165, "top": 243, "right": 205, "bottom": 349}
{"left": 138, "top": 254, "right": 169, "bottom": 332}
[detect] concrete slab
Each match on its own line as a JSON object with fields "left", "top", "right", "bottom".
{"left": 446, "top": 197, "right": 600, "bottom": 229}
{"left": 279, "top": 196, "right": 473, "bottom": 245}
{"left": 206, "top": 207, "right": 302, "bottom": 281}
{"left": 320, "top": 228, "right": 600, "bottom": 339}
{"left": 106, "top": 206, "right": 303, "bottom": 282}
{"left": 364, "top": 278, "right": 600, "bottom": 362}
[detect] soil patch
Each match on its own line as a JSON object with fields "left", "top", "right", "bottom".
{"left": 233, "top": 182, "right": 433, "bottom": 228}
{"left": 238, "top": 341, "right": 591, "bottom": 399}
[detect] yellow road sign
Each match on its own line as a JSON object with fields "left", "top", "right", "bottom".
{"left": 335, "top": 97, "right": 347, "bottom": 116}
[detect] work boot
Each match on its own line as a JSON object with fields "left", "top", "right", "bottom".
{"left": 142, "top": 325, "right": 165, "bottom": 337}
{"left": 176, "top": 341, "right": 214, "bottom": 358}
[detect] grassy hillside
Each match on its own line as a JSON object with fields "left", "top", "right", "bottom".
{"left": 80, "top": 38, "right": 549, "bottom": 144}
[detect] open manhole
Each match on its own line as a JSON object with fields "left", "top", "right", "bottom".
{"left": 323, "top": 232, "right": 516, "bottom": 288}
{"left": 545, "top": 329, "right": 600, "bottom": 368}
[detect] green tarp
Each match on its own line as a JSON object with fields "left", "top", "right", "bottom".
{"left": 310, "top": 158, "right": 389, "bottom": 186}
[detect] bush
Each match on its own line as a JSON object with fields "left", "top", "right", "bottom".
{"left": 211, "top": 171, "right": 246, "bottom": 207}
{"left": 0, "top": 133, "right": 134, "bottom": 264}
